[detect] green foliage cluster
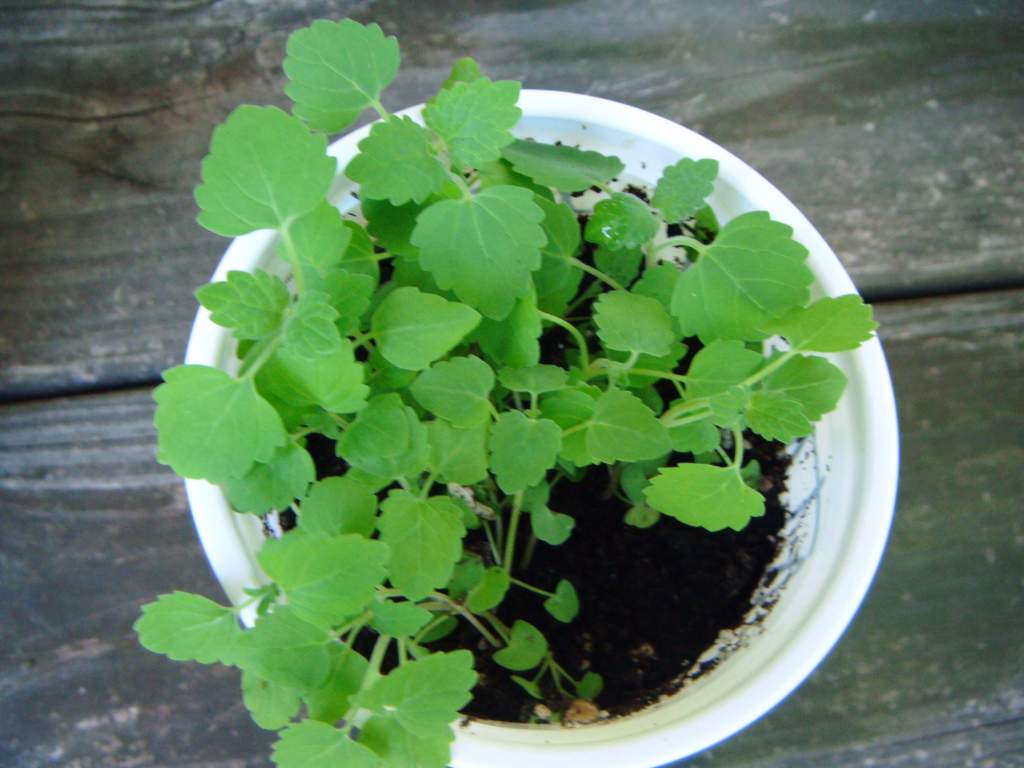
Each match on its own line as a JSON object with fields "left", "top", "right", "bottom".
{"left": 137, "top": 18, "right": 877, "bottom": 767}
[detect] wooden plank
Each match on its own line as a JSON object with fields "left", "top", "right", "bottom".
{"left": 1, "top": 288, "right": 1022, "bottom": 765}
{"left": 1, "top": 1, "right": 1022, "bottom": 397}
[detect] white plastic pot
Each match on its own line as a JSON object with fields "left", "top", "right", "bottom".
{"left": 183, "top": 91, "right": 899, "bottom": 768}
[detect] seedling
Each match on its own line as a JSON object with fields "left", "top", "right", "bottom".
{"left": 136, "top": 18, "right": 877, "bottom": 767}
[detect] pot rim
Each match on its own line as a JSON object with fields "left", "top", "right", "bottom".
{"left": 183, "top": 89, "right": 899, "bottom": 768}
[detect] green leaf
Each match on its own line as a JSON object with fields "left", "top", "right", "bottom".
{"left": 652, "top": 157, "right": 718, "bottom": 222}
{"left": 498, "top": 364, "right": 567, "bottom": 396}
{"left": 624, "top": 504, "right": 660, "bottom": 529}
{"left": 633, "top": 262, "right": 682, "bottom": 313}
{"left": 413, "top": 185, "right": 547, "bottom": 319}
{"left": 283, "top": 291, "right": 342, "bottom": 358}
{"left": 154, "top": 365, "right": 287, "bottom": 483}
{"left": 299, "top": 475, "right": 378, "bottom": 538}
{"left": 533, "top": 197, "right": 584, "bottom": 314}
{"left": 607, "top": 341, "right": 687, "bottom": 389}
{"left": 576, "top": 671, "right": 604, "bottom": 700}
{"left": 511, "top": 675, "right": 543, "bottom": 699}
{"left": 282, "top": 202, "right": 352, "bottom": 280}
{"left": 707, "top": 385, "right": 751, "bottom": 428}
{"left": 593, "top": 290, "right": 675, "bottom": 357}
{"left": 362, "top": 196, "right": 428, "bottom": 259}
{"left": 370, "top": 600, "right": 433, "bottom": 637}
{"left": 686, "top": 340, "right": 763, "bottom": 398}
{"left": 467, "top": 566, "right": 510, "bottom": 613}
{"left": 235, "top": 607, "right": 332, "bottom": 689}
{"left": 259, "top": 340, "right": 368, "bottom": 414}
{"left": 359, "top": 715, "right": 450, "bottom": 768}
{"left": 543, "top": 579, "right": 579, "bottom": 623}
{"left": 447, "top": 555, "right": 485, "bottom": 600}
{"left": 357, "top": 650, "right": 477, "bottom": 739}
{"left": 196, "top": 270, "right": 290, "bottom": 340}
{"left": 426, "top": 421, "right": 489, "bottom": 485}
{"left": 304, "top": 643, "right": 369, "bottom": 724}
{"left": 423, "top": 77, "right": 521, "bottom": 171}
{"left": 195, "top": 106, "right": 335, "bottom": 236}
{"left": 501, "top": 139, "right": 624, "bottom": 192}
{"left": 340, "top": 221, "right": 381, "bottom": 285}
{"left": 475, "top": 291, "right": 542, "bottom": 367}
{"left": 284, "top": 18, "right": 399, "bottom": 134}
{"left": 346, "top": 116, "right": 449, "bottom": 205}
{"left": 585, "top": 389, "right": 670, "bottom": 463}
{"left": 762, "top": 354, "right": 847, "bottom": 420}
{"left": 671, "top": 211, "right": 813, "bottom": 341}
{"left": 379, "top": 490, "right": 466, "bottom": 600}
{"left": 258, "top": 534, "right": 389, "bottom": 628}
{"left": 594, "top": 245, "right": 643, "bottom": 288}
{"left": 338, "top": 394, "right": 429, "bottom": 479}
{"left": 766, "top": 295, "right": 878, "bottom": 352}
{"left": 224, "top": 442, "right": 316, "bottom": 515}
{"left": 272, "top": 720, "right": 381, "bottom": 768}
{"left": 242, "top": 671, "right": 301, "bottom": 731}
{"left": 493, "top": 620, "right": 547, "bottom": 671}
{"left": 746, "top": 391, "right": 813, "bottom": 442}
{"left": 134, "top": 591, "right": 241, "bottom": 665}
{"left": 478, "top": 158, "right": 555, "bottom": 200}
{"left": 441, "top": 57, "right": 484, "bottom": 90}
{"left": 667, "top": 418, "right": 720, "bottom": 454}
{"left": 585, "top": 192, "right": 659, "bottom": 251}
{"left": 540, "top": 388, "right": 598, "bottom": 467}
{"left": 530, "top": 504, "right": 575, "bottom": 545}
{"left": 645, "top": 464, "right": 766, "bottom": 532}
{"left": 488, "top": 411, "right": 562, "bottom": 493}
{"left": 411, "top": 356, "right": 494, "bottom": 427}
{"left": 372, "top": 287, "right": 481, "bottom": 371}
{"left": 321, "top": 271, "right": 375, "bottom": 335}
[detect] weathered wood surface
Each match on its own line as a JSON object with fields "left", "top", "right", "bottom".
{"left": 1, "top": 289, "right": 1021, "bottom": 767}
{"left": 2, "top": 0, "right": 1023, "bottom": 399}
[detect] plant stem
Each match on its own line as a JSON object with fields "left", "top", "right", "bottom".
{"left": 279, "top": 222, "right": 307, "bottom": 294}
{"left": 429, "top": 592, "right": 500, "bottom": 647}
{"left": 510, "top": 577, "right": 555, "bottom": 598}
{"left": 349, "top": 330, "right": 374, "bottom": 349}
{"left": 481, "top": 611, "right": 511, "bottom": 643}
{"left": 502, "top": 491, "right": 525, "bottom": 575}
{"left": 655, "top": 235, "right": 706, "bottom": 257}
{"left": 537, "top": 310, "right": 590, "bottom": 370}
{"left": 521, "top": 532, "right": 539, "bottom": 570}
{"left": 560, "top": 421, "right": 590, "bottom": 438}
{"left": 238, "top": 333, "right": 283, "bottom": 379}
{"left": 743, "top": 349, "right": 797, "bottom": 387}
{"left": 731, "top": 426, "right": 745, "bottom": 470}
{"left": 567, "top": 256, "right": 626, "bottom": 291}
{"left": 664, "top": 408, "right": 714, "bottom": 429}
{"left": 481, "top": 518, "right": 502, "bottom": 565}
{"left": 369, "top": 98, "right": 391, "bottom": 120}
{"left": 419, "top": 472, "right": 436, "bottom": 499}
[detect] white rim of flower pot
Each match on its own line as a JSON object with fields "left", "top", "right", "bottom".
{"left": 183, "top": 90, "right": 899, "bottom": 768}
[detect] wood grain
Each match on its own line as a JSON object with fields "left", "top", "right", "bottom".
{"left": 1, "top": 289, "right": 1021, "bottom": 766}
{"left": 2, "top": 0, "right": 1022, "bottom": 398}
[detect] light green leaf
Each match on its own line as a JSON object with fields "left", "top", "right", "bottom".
{"left": 585, "top": 389, "right": 670, "bottom": 463}
{"left": 539, "top": 387, "right": 598, "bottom": 467}
{"left": 379, "top": 490, "right": 466, "bottom": 600}
{"left": 372, "top": 287, "right": 481, "bottom": 371}
{"left": 340, "top": 221, "right": 381, "bottom": 285}
{"left": 272, "top": 720, "right": 382, "bottom": 768}
{"left": 447, "top": 555, "right": 485, "bottom": 600}
{"left": 533, "top": 197, "right": 584, "bottom": 314}
{"left": 346, "top": 116, "right": 449, "bottom": 205}
{"left": 411, "top": 356, "right": 494, "bottom": 427}
{"left": 685, "top": 340, "right": 762, "bottom": 398}
{"left": 501, "top": 139, "right": 624, "bottom": 192}
{"left": 235, "top": 607, "right": 332, "bottom": 689}
{"left": 593, "top": 290, "right": 675, "bottom": 357}
{"left": 667, "top": 418, "right": 720, "bottom": 454}
{"left": 155, "top": 365, "right": 287, "bottom": 483}
{"left": 493, "top": 620, "right": 547, "bottom": 671}
{"left": 242, "top": 671, "right": 301, "bottom": 731}
{"left": 624, "top": 504, "right": 660, "bottom": 529}
{"left": 224, "top": 442, "right": 316, "bottom": 515}
{"left": 498, "top": 364, "right": 567, "bottom": 396}
{"left": 362, "top": 196, "right": 428, "bottom": 258}
{"left": 259, "top": 340, "right": 368, "bottom": 414}
{"left": 594, "top": 245, "right": 643, "bottom": 288}
{"left": 412, "top": 185, "right": 547, "bottom": 319}
{"left": 511, "top": 675, "right": 543, "bottom": 699}
{"left": 338, "top": 394, "right": 429, "bottom": 479}
{"left": 195, "top": 106, "right": 335, "bottom": 236}
{"left": 671, "top": 211, "right": 813, "bottom": 341}
{"left": 766, "top": 295, "right": 877, "bottom": 352}
{"left": 424, "top": 78, "right": 521, "bottom": 171}
{"left": 134, "top": 591, "right": 241, "bottom": 665}
{"left": 530, "top": 504, "right": 575, "bottom": 546}
{"left": 304, "top": 642, "right": 369, "bottom": 724}
{"left": 652, "top": 157, "right": 718, "bottom": 222}
{"left": 258, "top": 534, "right": 389, "bottom": 629}
{"left": 282, "top": 202, "right": 352, "bottom": 280}
{"left": 543, "top": 579, "right": 579, "bottom": 623}
{"left": 762, "top": 354, "right": 847, "bottom": 420}
{"left": 708, "top": 385, "right": 751, "bottom": 428}
{"left": 359, "top": 715, "right": 450, "bottom": 768}
{"left": 370, "top": 601, "right": 433, "bottom": 637}
{"left": 633, "top": 262, "right": 681, "bottom": 313}
{"left": 645, "top": 464, "right": 765, "bottom": 532}
{"left": 321, "top": 270, "right": 375, "bottom": 335}
{"left": 478, "top": 158, "right": 555, "bottom": 199}
{"left": 196, "top": 270, "right": 290, "bottom": 340}
{"left": 475, "top": 291, "right": 542, "bottom": 367}
{"left": 441, "top": 56, "right": 484, "bottom": 90}
{"left": 467, "top": 566, "right": 510, "bottom": 613}
{"left": 746, "top": 391, "right": 813, "bottom": 442}
{"left": 585, "top": 192, "right": 659, "bottom": 251}
{"left": 284, "top": 18, "right": 399, "bottom": 134}
{"left": 488, "top": 411, "right": 562, "bottom": 493}
{"left": 299, "top": 475, "right": 378, "bottom": 538}
{"left": 283, "top": 291, "right": 342, "bottom": 358}
{"left": 358, "top": 650, "right": 477, "bottom": 739}
{"left": 576, "top": 671, "right": 604, "bottom": 700}
{"left": 607, "top": 341, "right": 687, "bottom": 389}
{"left": 426, "top": 421, "right": 489, "bottom": 485}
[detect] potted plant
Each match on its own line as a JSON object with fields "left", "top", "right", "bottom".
{"left": 135, "top": 18, "right": 899, "bottom": 768}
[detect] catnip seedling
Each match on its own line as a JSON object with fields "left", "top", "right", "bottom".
{"left": 136, "top": 18, "right": 877, "bottom": 768}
